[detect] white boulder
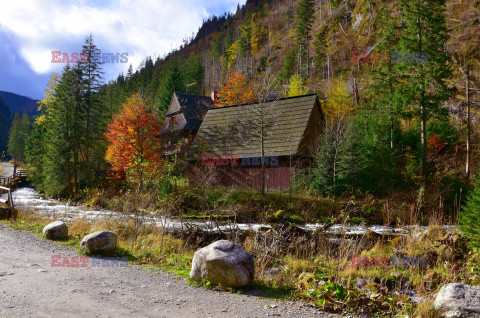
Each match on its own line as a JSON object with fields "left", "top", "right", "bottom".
{"left": 42, "top": 221, "right": 68, "bottom": 240}
{"left": 434, "top": 283, "right": 480, "bottom": 317}
{"left": 190, "top": 240, "right": 254, "bottom": 288}
{"left": 80, "top": 230, "right": 117, "bottom": 253}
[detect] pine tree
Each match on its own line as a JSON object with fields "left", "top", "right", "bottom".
{"left": 279, "top": 49, "right": 297, "bottom": 83}
{"left": 366, "top": 3, "right": 401, "bottom": 149}
{"left": 183, "top": 55, "right": 205, "bottom": 95}
{"left": 42, "top": 65, "right": 84, "bottom": 196}
{"left": 157, "top": 61, "right": 183, "bottom": 114}
{"left": 396, "top": 0, "right": 452, "bottom": 178}
{"left": 26, "top": 74, "right": 58, "bottom": 189}
{"left": 79, "top": 34, "right": 106, "bottom": 181}
{"left": 313, "top": 27, "right": 328, "bottom": 72}
{"left": 296, "top": 0, "right": 315, "bottom": 77}
{"left": 7, "top": 112, "right": 31, "bottom": 163}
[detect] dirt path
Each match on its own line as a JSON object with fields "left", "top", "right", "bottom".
{"left": 0, "top": 225, "right": 342, "bottom": 318}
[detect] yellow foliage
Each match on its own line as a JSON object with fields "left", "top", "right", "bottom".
{"left": 36, "top": 72, "right": 60, "bottom": 128}
{"left": 285, "top": 74, "right": 308, "bottom": 97}
{"left": 324, "top": 80, "right": 355, "bottom": 121}
{"left": 226, "top": 40, "right": 240, "bottom": 70}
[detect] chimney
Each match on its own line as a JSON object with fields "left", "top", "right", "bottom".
{"left": 211, "top": 91, "right": 218, "bottom": 102}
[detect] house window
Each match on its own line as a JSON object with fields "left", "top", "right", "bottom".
{"left": 170, "top": 117, "right": 177, "bottom": 126}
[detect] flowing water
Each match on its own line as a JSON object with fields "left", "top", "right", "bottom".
{"left": 2, "top": 187, "right": 456, "bottom": 237}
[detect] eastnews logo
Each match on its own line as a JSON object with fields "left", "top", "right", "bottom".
{"left": 351, "top": 51, "right": 428, "bottom": 64}
{"left": 51, "top": 255, "right": 128, "bottom": 267}
{"left": 51, "top": 51, "right": 128, "bottom": 64}
{"left": 352, "top": 255, "right": 428, "bottom": 268}
{"left": 201, "top": 152, "right": 279, "bottom": 166}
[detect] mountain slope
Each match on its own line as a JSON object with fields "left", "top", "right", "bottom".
{"left": 0, "top": 96, "right": 11, "bottom": 156}
{"left": 0, "top": 91, "right": 39, "bottom": 116}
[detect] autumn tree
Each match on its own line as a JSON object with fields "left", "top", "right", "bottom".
{"left": 285, "top": 74, "right": 308, "bottom": 97}
{"left": 105, "top": 93, "right": 163, "bottom": 190}
{"left": 324, "top": 80, "right": 355, "bottom": 121}
{"left": 36, "top": 72, "right": 59, "bottom": 128}
{"left": 216, "top": 72, "right": 258, "bottom": 107}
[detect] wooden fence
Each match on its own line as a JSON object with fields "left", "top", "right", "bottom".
{"left": 0, "top": 177, "right": 12, "bottom": 187}
{"left": 0, "top": 186, "right": 13, "bottom": 208}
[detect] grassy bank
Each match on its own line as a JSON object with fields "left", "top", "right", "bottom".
{"left": 2, "top": 205, "right": 479, "bottom": 317}
{"left": 80, "top": 184, "right": 460, "bottom": 227}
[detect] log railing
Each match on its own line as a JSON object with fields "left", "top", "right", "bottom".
{"left": 0, "top": 186, "right": 13, "bottom": 208}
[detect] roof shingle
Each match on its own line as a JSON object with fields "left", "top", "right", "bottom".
{"left": 187, "top": 94, "right": 321, "bottom": 160}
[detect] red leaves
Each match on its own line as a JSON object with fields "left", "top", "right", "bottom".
{"left": 105, "top": 93, "right": 162, "bottom": 181}
{"left": 428, "top": 133, "right": 446, "bottom": 154}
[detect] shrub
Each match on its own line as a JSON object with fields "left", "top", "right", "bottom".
{"left": 459, "top": 171, "right": 480, "bottom": 243}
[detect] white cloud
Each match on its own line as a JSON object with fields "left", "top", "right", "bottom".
{"left": 0, "top": 0, "right": 244, "bottom": 79}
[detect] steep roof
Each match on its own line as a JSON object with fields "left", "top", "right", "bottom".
{"left": 167, "top": 93, "right": 214, "bottom": 132}
{"left": 187, "top": 94, "right": 322, "bottom": 160}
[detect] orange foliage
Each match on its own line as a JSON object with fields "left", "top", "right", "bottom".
{"left": 216, "top": 72, "right": 258, "bottom": 107}
{"left": 105, "top": 93, "right": 163, "bottom": 181}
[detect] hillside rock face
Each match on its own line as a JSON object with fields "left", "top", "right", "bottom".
{"left": 434, "top": 283, "right": 480, "bottom": 317}
{"left": 42, "top": 221, "right": 68, "bottom": 240}
{"left": 80, "top": 230, "right": 117, "bottom": 253}
{"left": 190, "top": 240, "right": 254, "bottom": 288}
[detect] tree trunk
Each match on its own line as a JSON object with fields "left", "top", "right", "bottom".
{"left": 466, "top": 65, "right": 471, "bottom": 179}
{"left": 421, "top": 102, "right": 427, "bottom": 179}
{"left": 261, "top": 115, "right": 266, "bottom": 196}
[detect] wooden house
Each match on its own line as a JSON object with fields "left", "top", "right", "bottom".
{"left": 186, "top": 94, "right": 324, "bottom": 191}
{"left": 159, "top": 92, "right": 215, "bottom": 158}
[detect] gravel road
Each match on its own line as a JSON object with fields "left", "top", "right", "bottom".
{"left": 0, "top": 224, "right": 341, "bottom": 318}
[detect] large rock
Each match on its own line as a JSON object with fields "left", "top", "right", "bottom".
{"left": 42, "top": 221, "right": 68, "bottom": 240}
{"left": 434, "top": 283, "right": 480, "bottom": 317}
{"left": 80, "top": 230, "right": 117, "bottom": 253}
{"left": 190, "top": 240, "right": 254, "bottom": 288}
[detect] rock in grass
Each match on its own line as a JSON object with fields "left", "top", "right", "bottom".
{"left": 190, "top": 240, "right": 254, "bottom": 288}
{"left": 434, "top": 283, "right": 480, "bottom": 318}
{"left": 80, "top": 230, "right": 117, "bottom": 253}
{"left": 42, "top": 221, "right": 68, "bottom": 240}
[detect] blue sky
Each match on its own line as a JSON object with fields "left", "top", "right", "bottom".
{"left": 0, "top": 0, "right": 245, "bottom": 100}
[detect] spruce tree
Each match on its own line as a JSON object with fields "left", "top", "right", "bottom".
{"left": 366, "top": 3, "right": 402, "bottom": 149}
{"left": 156, "top": 61, "right": 183, "bottom": 114}
{"left": 296, "top": 0, "right": 315, "bottom": 76}
{"left": 7, "top": 112, "right": 31, "bottom": 163}
{"left": 79, "top": 34, "right": 106, "bottom": 182}
{"left": 183, "top": 55, "right": 204, "bottom": 95}
{"left": 396, "top": 0, "right": 452, "bottom": 178}
{"left": 43, "top": 65, "right": 84, "bottom": 196}
{"left": 313, "top": 27, "right": 328, "bottom": 72}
